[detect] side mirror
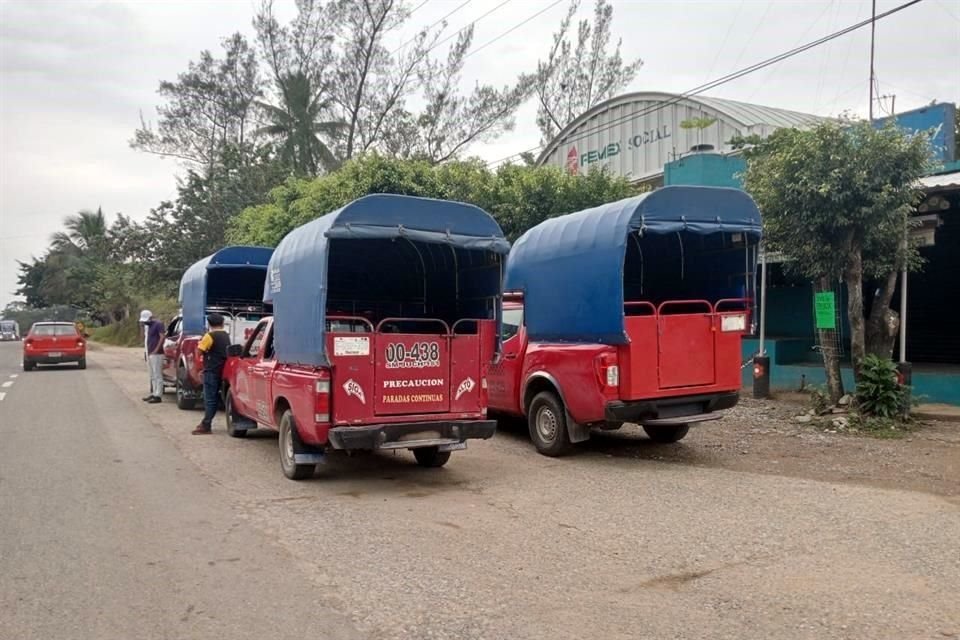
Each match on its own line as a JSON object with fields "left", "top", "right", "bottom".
{"left": 227, "top": 344, "right": 243, "bottom": 358}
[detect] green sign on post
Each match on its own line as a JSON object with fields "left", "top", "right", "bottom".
{"left": 814, "top": 291, "right": 836, "bottom": 330}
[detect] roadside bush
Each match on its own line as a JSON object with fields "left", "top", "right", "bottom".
{"left": 91, "top": 296, "right": 178, "bottom": 347}
{"left": 855, "top": 354, "right": 908, "bottom": 418}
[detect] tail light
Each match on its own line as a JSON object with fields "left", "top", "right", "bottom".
{"left": 76, "top": 339, "right": 85, "bottom": 348}
{"left": 314, "top": 377, "right": 330, "bottom": 423}
{"left": 25, "top": 338, "right": 33, "bottom": 349}
{"left": 595, "top": 352, "right": 619, "bottom": 389}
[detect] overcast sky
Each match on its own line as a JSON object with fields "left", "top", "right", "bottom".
{"left": 1, "top": 0, "right": 958, "bottom": 309}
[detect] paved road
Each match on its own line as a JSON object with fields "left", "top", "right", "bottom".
{"left": 2, "top": 342, "right": 959, "bottom": 640}
{"left": 0, "top": 343, "right": 362, "bottom": 639}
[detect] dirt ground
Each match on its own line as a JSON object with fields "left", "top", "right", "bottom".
{"left": 86, "top": 343, "right": 960, "bottom": 639}
{"left": 575, "top": 396, "right": 960, "bottom": 502}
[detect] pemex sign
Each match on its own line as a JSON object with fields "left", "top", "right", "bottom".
{"left": 565, "top": 125, "right": 671, "bottom": 174}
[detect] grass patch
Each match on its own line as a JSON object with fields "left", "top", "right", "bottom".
{"left": 849, "top": 415, "right": 915, "bottom": 439}
{"left": 90, "top": 297, "right": 178, "bottom": 348}
{"left": 91, "top": 318, "right": 143, "bottom": 347}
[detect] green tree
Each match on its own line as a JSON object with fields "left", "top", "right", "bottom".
{"left": 50, "top": 208, "right": 108, "bottom": 259}
{"left": 534, "top": 0, "right": 643, "bottom": 143}
{"left": 256, "top": 71, "right": 344, "bottom": 174}
{"left": 742, "top": 120, "right": 932, "bottom": 401}
{"left": 227, "top": 154, "right": 636, "bottom": 246}
{"left": 132, "top": 33, "right": 262, "bottom": 169}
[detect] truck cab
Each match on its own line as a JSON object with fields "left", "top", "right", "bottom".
{"left": 222, "top": 194, "right": 510, "bottom": 480}
{"left": 490, "top": 186, "right": 761, "bottom": 456}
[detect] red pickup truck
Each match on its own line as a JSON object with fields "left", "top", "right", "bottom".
{"left": 162, "top": 246, "right": 273, "bottom": 409}
{"left": 222, "top": 194, "right": 509, "bottom": 479}
{"left": 490, "top": 186, "right": 761, "bottom": 455}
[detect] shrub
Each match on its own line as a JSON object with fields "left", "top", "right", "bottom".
{"left": 855, "top": 354, "right": 908, "bottom": 418}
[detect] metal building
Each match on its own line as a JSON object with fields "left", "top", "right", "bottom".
{"left": 536, "top": 91, "right": 825, "bottom": 184}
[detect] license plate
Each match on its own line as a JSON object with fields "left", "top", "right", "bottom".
{"left": 48, "top": 352, "right": 62, "bottom": 358}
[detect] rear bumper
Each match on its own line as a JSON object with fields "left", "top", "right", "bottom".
{"left": 24, "top": 352, "right": 85, "bottom": 364}
{"left": 605, "top": 391, "right": 739, "bottom": 423}
{"left": 327, "top": 420, "right": 497, "bottom": 451}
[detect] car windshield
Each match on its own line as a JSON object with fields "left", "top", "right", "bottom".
{"left": 0, "top": 321, "right": 14, "bottom": 331}
{"left": 32, "top": 324, "right": 77, "bottom": 336}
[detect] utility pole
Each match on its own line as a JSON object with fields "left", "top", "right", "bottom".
{"left": 869, "top": 0, "right": 877, "bottom": 120}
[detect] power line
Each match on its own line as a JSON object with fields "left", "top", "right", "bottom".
{"left": 463, "top": 0, "right": 566, "bottom": 61}
{"left": 488, "top": 0, "right": 927, "bottom": 168}
{"left": 423, "top": 0, "right": 514, "bottom": 56}
{"left": 704, "top": 0, "right": 746, "bottom": 84}
{"left": 747, "top": 0, "right": 839, "bottom": 102}
{"left": 409, "top": 0, "right": 430, "bottom": 16}
{"left": 391, "top": 0, "right": 475, "bottom": 55}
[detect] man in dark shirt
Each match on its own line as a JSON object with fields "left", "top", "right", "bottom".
{"left": 141, "top": 310, "right": 165, "bottom": 404}
{"left": 193, "top": 313, "right": 231, "bottom": 435}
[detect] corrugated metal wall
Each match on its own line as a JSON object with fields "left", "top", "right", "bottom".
{"left": 537, "top": 96, "right": 804, "bottom": 181}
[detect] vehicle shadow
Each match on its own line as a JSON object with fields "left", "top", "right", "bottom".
{"left": 234, "top": 429, "right": 488, "bottom": 493}
{"left": 22, "top": 364, "right": 85, "bottom": 373}
{"left": 493, "top": 418, "right": 712, "bottom": 466}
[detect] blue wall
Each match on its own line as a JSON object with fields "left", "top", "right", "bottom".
{"left": 741, "top": 338, "right": 960, "bottom": 404}
{"left": 664, "top": 153, "right": 746, "bottom": 188}
{"left": 873, "top": 102, "right": 956, "bottom": 163}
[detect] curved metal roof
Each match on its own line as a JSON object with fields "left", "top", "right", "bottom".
{"left": 537, "top": 91, "right": 825, "bottom": 165}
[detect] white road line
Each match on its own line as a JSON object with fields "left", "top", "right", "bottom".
{"left": 10, "top": 374, "right": 18, "bottom": 378}
{"left": 1, "top": 381, "right": 12, "bottom": 388}
{"left": 0, "top": 392, "right": 5, "bottom": 402}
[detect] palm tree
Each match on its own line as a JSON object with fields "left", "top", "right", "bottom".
{"left": 51, "top": 208, "right": 108, "bottom": 258}
{"left": 256, "top": 71, "right": 345, "bottom": 176}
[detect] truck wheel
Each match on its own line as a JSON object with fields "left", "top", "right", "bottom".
{"left": 224, "top": 390, "right": 247, "bottom": 438}
{"left": 528, "top": 391, "right": 572, "bottom": 457}
{"left": 77, "top": 358, "right": 86, "bottom": 370}
{"left": 643, "top": 424, "right": 690, "bottom": 443}
{"left": 176, "top": 366, "right": 197, "bottom": 410}
{"left": 279, "top": 410, "right": 315, "bottom": 480}
{"left": 413, "top": 447, "right": 451, "bottom": 468}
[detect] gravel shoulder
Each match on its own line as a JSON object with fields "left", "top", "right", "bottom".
{"left": 91, "top": 344, "right": 960, "bottom": 640}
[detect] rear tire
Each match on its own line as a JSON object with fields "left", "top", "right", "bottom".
{"left": 225, "top": 389, "right": 247, "bottom": 438}
{"left": 528, "top": 391, "right": 572, "bottom": 457}
{"left": 643, "top": 424, "right": 690, "bottom": 443}
{"left": 176, "top": 366, "right": 197, "bottom": 410}
{"left": 279, "top": 410, "right": 315, "bottom": 480}
{"left": 77, "top": 358, "right": 86, "bottom": 370}
{"left": 22, "top": 360, "right": 34, "bottom": 372}
{"left": 413, "top": 447, "right": 451, "bottom": 468}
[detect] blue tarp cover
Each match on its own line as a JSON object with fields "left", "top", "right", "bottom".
{"left": 179, "top": 246, "right": 273, "bottom": 334}
{"left": 265, "top": 194, "right": 510, "bottom": 366}
{"left": 504, "top": 186, "right": 762, "bottom": 344}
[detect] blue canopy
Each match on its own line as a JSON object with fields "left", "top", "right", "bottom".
{"left": 504, "top": 186, "right": 762, "bottom": 344}
{"left": 265, "top": 194, "right": 510, "bottom": 366}
{"left": 179, "top": 246, "right": 274, "bottom": 334}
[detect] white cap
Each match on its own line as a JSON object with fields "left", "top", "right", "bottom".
{"left": 139, "top": 310, "right": 152, "bottom": 323}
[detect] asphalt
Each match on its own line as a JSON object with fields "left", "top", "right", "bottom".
{"left": 2, "top": 342, "right": 959, "bottom": 640}
{"left": 0, "top": 342, "right": 363, "bottom": 639}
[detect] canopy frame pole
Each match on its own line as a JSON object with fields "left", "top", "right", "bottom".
{"left": 758, "top": 242, "right": 768, "bottom": 357}
{"left": 403, "top": 237, "right": 428, "bottom": 314}
{"left": 449, "top": 244, "right": 460, "bottom": 302}
{"left": 753, "top": 241, "right": 771, "bottom": 399}
{"left": 898, "top": 268, "right": 908, "bottom": 362}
